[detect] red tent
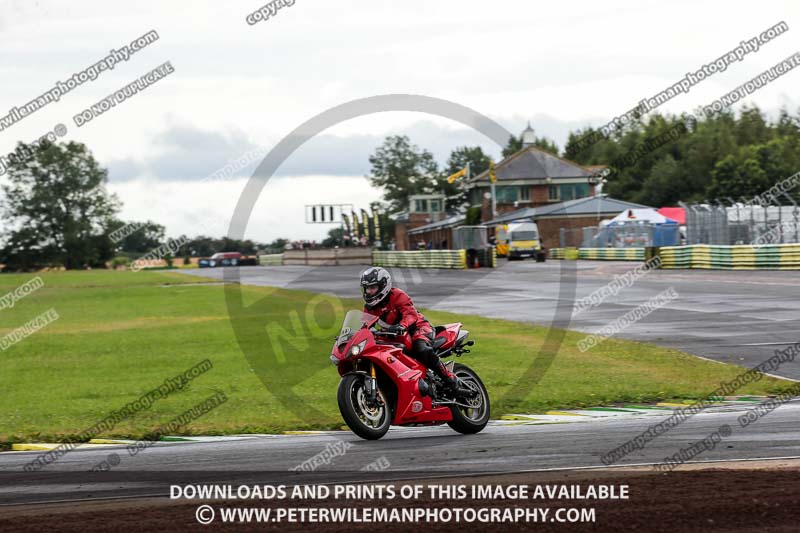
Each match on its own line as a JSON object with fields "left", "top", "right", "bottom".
{"left": 658, "top": 207, "right": 685, "bottom": 225}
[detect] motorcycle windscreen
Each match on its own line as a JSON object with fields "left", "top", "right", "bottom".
{"left": 338, "top": 310, "right": 378, "bottom": 343}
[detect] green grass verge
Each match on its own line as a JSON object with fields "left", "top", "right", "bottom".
{"left": 0, "top": 270, "right": 793, "bottom": 447}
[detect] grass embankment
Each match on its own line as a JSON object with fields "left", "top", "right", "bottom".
{"left": 0, "top": 270, "right": 793, "bottom": 446}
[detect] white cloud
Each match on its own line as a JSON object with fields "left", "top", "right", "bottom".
{"left": 1, "top": 0, "right": 799, "bottom": 241}
{"left": 109, "top": 175, "right": 381, "bottom": 243}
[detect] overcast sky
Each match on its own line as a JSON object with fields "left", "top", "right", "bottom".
{"left": 1, "top": 0, "right": 798, "bottom": 242}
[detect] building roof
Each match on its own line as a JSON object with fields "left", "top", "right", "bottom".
{"left": 536, "top": 195, "right": 650, "bottom": 217}
{"left": 407, "top": 213, "right": 466, "bottom": 235}
{"left": 484, "top": 207, "right": 538, "bottom": 225}
{"left": 484, "top": 196, "right": 651, "bottom": 224}
{"left": 392, "top": 210, "right": 410, "bottom": 222}
{"left": 468, "top": 145, "right": 603, "bottom": 184}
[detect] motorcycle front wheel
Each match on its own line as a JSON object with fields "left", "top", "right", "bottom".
{"left": 337, "top": 374, "right": 391, "bottom": 440}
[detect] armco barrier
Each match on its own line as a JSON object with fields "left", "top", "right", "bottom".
{"left": 372, "top": 250, "right": 467, "bottom": 269}
{"left": 259, "top": 254, "right": 283, "bottom": 266}
{"left": 579, "top": 248, "right": 645, "bottom": 261}
{"left": 659, "top": 243, "right": 800, "bottom": 270}
{"left": 283, "top": 248, "right": 373, "bottom": 266}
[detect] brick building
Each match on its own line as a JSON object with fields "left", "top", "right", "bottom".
{"left": 464, "top": 123, "right": 605, "bottom": 221}
{"left": 485, "top": 196, "right": 651, "bottom": 250}
{"left": 391, "top": 123, "right": 647, "bottom": 251}
{"left": 393, "top": 193, "right": 448, "bottom": 251}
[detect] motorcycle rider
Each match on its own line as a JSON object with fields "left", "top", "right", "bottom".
{"left": 360, "top": 266, "right": 459, "bottom": 389}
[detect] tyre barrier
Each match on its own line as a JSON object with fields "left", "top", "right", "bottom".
{"left": 659, "top": 243, "right": 800, "bottom": 270}
{"left": 372, "top": 250, "right": 468, "bottom": 269}
{"left": 548, "top": 247, "right": 644, "bottom": 261}
{"left": 579, "top": 248, "right": 645, "bottom": 261}
{"left": 468, "top": 247, "right": 496, "bottom": 268}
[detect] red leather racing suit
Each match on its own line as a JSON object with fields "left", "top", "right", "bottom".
{"left": 363, "top": 287, "right": 433, "bottom": 342}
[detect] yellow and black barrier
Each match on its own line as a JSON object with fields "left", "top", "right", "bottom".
{"left": 659, "top": 244, "right": 800, "bottom": 270}
{"left": 549, "top": 248, "right": 644, "bottom": 261}
{"left": 579, "top": 248, "right": 645, "bottom": 261}
{"left": 372, "top": 250, "right": 468, "bottom": 269}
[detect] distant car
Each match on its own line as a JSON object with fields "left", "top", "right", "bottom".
{"left": 198, "top": 252, "right": 258, "bottom": 268}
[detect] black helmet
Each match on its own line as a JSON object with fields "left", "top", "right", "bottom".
{"left": 360, "top": 266, "right": 391, "bottom": 307}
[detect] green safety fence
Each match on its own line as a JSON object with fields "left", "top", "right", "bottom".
{"left": 549, "top": 248, "right": 644, "bottom": 261}
{"left": 373, "top": 250, "right": 468, "bottom": 269}
{"left": 659, "top": 244, "right": 800, "bottom": 270}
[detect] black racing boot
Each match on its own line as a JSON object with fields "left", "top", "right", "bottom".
{"left": 434, "top": 361, "right": 459, "bottom": 391}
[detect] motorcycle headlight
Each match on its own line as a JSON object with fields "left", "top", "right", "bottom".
{"left": 348, "top": 340, "right": 367, "bottom": 357}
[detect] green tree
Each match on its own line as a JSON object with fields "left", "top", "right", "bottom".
{"left": 570, "top": 106, "right": 800, "bottom": 207}
{"left": 268, "top": 238, "right": 290, "bottom": 250}
{"left": 502, "top": 134, "right": 559, "bottom": 158}
{"left": 367, "top": 135, "right": 439, "bottom": 212}
{"left": 0, "top": 141, "right": 120, "bottom": 270}
{"left": 172, "top": 236, "right": 261, "bottom": 257}
{"left": 110, "top": 220, "right": 166, "bottom": 254}
{"left": 322, "top": 227, "right": 345, "bottom": 248}
{"left": 465, "top": 206, "right": 482, "bottom": 225}
{"left": 440, "top": 146, "right": 491, "bottom": 210}
{"left": 708, "top": 154, "right": 770, "bottom": 200}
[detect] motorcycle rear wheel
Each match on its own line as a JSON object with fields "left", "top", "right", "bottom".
{"left": 338, "top": 374, "right": 391, "bottom": 440}
{"left": 447, "top": 363, "right": 490, "bottom": 434}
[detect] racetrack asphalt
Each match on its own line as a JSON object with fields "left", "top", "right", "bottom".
{"left": 3, "top": 260, "right": 799, "bottom": 507}
{"left": 183, "top": 260, "right": 800, "bottom": 380}
{"left": 1, "top": 400, "right": 799, "bottom": 504}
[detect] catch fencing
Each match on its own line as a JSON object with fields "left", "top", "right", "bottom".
{"left": 560, "top": 224, "right": 679, "bottom": 248}
{"left": 682, "top": 202, "right": 800, "bottom": 246}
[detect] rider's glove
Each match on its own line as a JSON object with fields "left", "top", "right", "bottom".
{"left": 387, "top": 324, "right": 407, "bottom": 335}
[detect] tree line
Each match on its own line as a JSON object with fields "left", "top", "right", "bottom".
{"left": 3, "top": 105, "right": 797, "bottom": 270}
{"left": 367, "top": 106, "right": 800, "bottom": 214}
{"left": 564, "top": 106, "right": 800, "bottom": 206}
{"left": 0, "top": 141, "right": 276, "bottom": 271}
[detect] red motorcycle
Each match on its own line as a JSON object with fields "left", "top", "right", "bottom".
{"left": 330, "top": 310, "right": 490, "bottom": 440}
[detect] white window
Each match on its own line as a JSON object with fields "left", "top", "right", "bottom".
{"left": 520, "top": 187, "right": 531, "bottom": 201}
{"left": 548, "top": 185, "right": 560, "bottom": 201}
